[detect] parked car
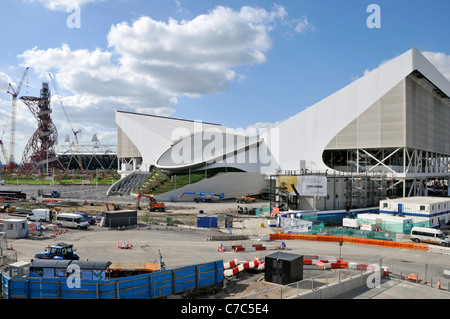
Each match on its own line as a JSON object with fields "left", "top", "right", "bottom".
{"left": 73, "top": 212, "right": 96, "bottom": 225}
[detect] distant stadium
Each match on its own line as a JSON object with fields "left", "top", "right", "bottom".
{"left": 56, "top": 135, "right": 117, "bottom": 171}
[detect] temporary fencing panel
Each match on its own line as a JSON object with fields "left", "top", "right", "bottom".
{"left": 308, "top": 225, "right": 397, "bottom": 241}
{"left": 1, "top": 260, "right": 223, "bottom": 299}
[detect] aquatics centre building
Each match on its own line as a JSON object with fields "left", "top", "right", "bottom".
{"left": 113, "top": 48, "right": 450, "bottom": 210}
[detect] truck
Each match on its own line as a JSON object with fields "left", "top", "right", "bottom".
{"left": 33, "top": 242, "right": 80, "bottom": 260}
{"left": 42, "top": 190, "right": 60, "bottom": 198}
{"left": 27, "top": 208, "right": 54, "bottom": 222}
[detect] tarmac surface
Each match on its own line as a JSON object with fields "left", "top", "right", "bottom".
{"left": 1, "top": 184, "right": 450, "bottom": 299}
{"left": 337, "top": 277, "right": 450, "bottom": 299}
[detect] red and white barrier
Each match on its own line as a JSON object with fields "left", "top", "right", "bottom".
{"left": 257, "top": 262, "right": 265, "bottom": 271}
{"left": 223, "top": 259, "right": 238, "bottom": 270}
{"left": 311, "top": 258, "right": 349, "bottom": 269}
{"left": 219, "top": 244, "right": 283, "bottom": 252}
{"left": 223, "top": 257, "right": 261, "bottom": 277}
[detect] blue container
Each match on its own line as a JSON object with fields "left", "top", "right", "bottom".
{"left": 197, "top": 215, "right": 218, "bottom": 228}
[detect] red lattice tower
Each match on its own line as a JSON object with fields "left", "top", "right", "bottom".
{"left": 20, "top": 82, "right": 63, "bottom": 172}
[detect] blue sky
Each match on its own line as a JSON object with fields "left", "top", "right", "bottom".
{"left": 0, "top": 0, "right": 449, "bottom": 164}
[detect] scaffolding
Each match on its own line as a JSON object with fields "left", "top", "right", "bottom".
{"left": 269, "top": 170, "right": 390, "bottom": 212}
{"left": 323, "top": 146, "right": 450, "bottom": 199}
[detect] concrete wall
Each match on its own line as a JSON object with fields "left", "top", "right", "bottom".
{"left": 292, "top": 271, "right": 373, "bottom": 299}
{"left": 155, "top": 172, "right": 269, "bottom": 201}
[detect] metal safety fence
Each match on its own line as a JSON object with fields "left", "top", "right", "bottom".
{"left": 238, "top": 258, "right": 383, "bottom": 299}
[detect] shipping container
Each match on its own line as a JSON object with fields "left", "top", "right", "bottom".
{"left": 342, "top": 218, "right": 359, "bottom": 228}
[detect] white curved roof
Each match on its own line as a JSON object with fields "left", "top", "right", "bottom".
{"left": 116, "top": 111, "right": 223, "bottom": 169}
{"left": 271, "top": 48, "right": 450, "bottom": 172}
{"left": 116, "top": 49, "right": 450, "bottom": 175}
{"left": 155, "top": 131, "right": 263, "bottom": 171}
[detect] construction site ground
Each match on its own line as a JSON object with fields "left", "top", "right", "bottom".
{"left": 1, "top": 184, "right": 450, "bottom": 299}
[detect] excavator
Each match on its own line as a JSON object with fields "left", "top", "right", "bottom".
{"left": 137, "top": 192, "right": 165, "bottom": 212}
{"left": 105, "top": 203, "right": 122, "bottom": 211}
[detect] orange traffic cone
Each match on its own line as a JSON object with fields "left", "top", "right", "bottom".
{"left": 9, "top": 243, "right": 13, "bottom": 250}
{"left": 437, "top": 280, "right": 441, "bottom": 289}
{"left": 137, "top": 224, "right": 139, "bottom": 230}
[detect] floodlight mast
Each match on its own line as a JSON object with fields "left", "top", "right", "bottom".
{"left": 48, "top": 73, "right": 83, "bottom": 170}
{"left": 6, "top": 67, "right": 29, "bottom": 167}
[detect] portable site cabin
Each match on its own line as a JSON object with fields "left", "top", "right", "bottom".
{"left": 379, "top": 196, "right": 450, "bottom": 228}
{"left": 277, "top": 213, "right": 313, "bottom": 234}
{"left": 0, "top": 219, "right": 28, "bottom": 238}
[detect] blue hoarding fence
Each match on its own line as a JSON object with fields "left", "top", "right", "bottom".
{"left": 1, "top": 260, "right": 223, "bottom": 299}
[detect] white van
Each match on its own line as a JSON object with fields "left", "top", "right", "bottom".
{"left": 55, "top": 213, "right": 89, "bottom": 229}
{"left": 27, "top": 209, "right": 52, "bottom": 222}
{"left": 410, "top": 227, "right": 450, "bottom": 247}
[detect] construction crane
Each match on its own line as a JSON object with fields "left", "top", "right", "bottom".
{"left": 48, "top": 73, "right": 83, "bottom": 170}
{"left": 6, "top": 67, "right": 29, "bottom": 167}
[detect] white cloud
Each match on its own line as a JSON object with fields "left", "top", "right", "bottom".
{"left": 422, "top": 51, "right": 450, "bottom": 81}
{"left": 19, "top": 6, "right": 291, "bottom": 120}
{"left": 359, "top": 50, "right": 450, "bottom": 82}
{"left": 0, "top": 72, "right": 12, "bottom": 90}
{"left": 294, "top": 17, "right": 316, "bottom": 34}
{"left": 244, "top": 121, "right": 279, "bottom": 136}
{"left": 14, "top": 5, "right": 311, "bottom": 154}
{"left": 23, "top": 0, "right": 104, "bottom": 11}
